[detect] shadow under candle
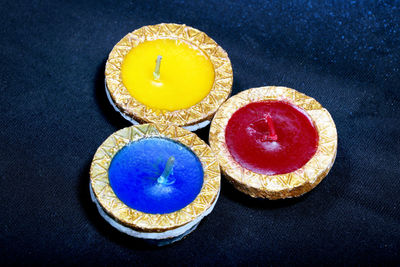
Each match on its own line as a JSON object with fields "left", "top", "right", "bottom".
{"left": 94, "top": 59, "right": 131, "bottom": 129}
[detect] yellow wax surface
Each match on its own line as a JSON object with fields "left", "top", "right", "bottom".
{"left": 121, "top": 38, "right": 215, "bottom": 111}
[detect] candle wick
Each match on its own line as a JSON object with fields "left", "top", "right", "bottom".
{"left": 157, "top": 156, "right": 175, "bottom": 185}
{"left": 264, "top": 114, "right": 278, "bottom": 141}
{"left": 153, "top": 55, "right": 162, "bottom": 80}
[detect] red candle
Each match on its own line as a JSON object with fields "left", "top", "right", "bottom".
{"left": 225, "top": 101, "right": 319, "bottom": 175}
{"left": 209, "top": 86, "right": 337, "bottom": 199}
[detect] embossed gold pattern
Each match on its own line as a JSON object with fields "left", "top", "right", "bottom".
{"left": 90, "top": 124, "right": 220, "bottom": 232}
{"left": 209, "top": 86, "right": 337, "bottom": 199}
{"left": 105, "top": 23, "right": 233, "bottom": 128}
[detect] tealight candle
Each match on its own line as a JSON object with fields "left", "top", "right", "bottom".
{"left": 209, "top": 86, "right": 337, "bottom": 199}
{"left": 90, "top": 124, "right": 220, "bottom": 245}
{"left": 105, "top": 23, "right": 233, "bottom": 131}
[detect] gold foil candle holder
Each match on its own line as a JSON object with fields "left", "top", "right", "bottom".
{"left": 209, "top": 86, "right": 337, "bottom": 199}
{"left": 105, "top": 23, "right": 233, "bottom": 131}
{"left": 90, "top": 124, "right": 221, "bottom": 245}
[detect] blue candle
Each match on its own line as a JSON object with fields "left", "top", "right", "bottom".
{"left": 108, "top": 137, "right": 204, "bottom": 214}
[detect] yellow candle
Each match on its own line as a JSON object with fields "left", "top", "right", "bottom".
{"left": 121, "top": 38, "right": 215, "bottom": 111}
{"left": 105, "top": 23, "right": 233, "bottom": 129}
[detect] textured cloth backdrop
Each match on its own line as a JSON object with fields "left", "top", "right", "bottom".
{"left": 0, "top": 0, "right": 399, "bottom": 265}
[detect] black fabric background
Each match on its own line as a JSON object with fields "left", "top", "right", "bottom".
{"left": 1, "top": 0, "right": 399, "bottom": 265}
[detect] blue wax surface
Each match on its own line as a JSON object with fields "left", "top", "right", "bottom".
{"left": 108, "top": 137, "right": 204, "bottom": 214}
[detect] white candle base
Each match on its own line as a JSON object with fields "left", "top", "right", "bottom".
{"left": 104, "top": 80, "right": 211, "bottom": 131}
{"left": 90, "top": 183, "right": 219, "bottom": 246}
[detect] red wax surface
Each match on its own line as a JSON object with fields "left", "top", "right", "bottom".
{"left": 225, "top": 101, "right": 319, "bottom": 175}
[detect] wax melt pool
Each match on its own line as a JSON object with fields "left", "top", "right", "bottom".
{"left": 108, "top": 137, "right": 204, "bottom": 214}
{"left": 225, "top": 101, "right": 319, "bottom": 175}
